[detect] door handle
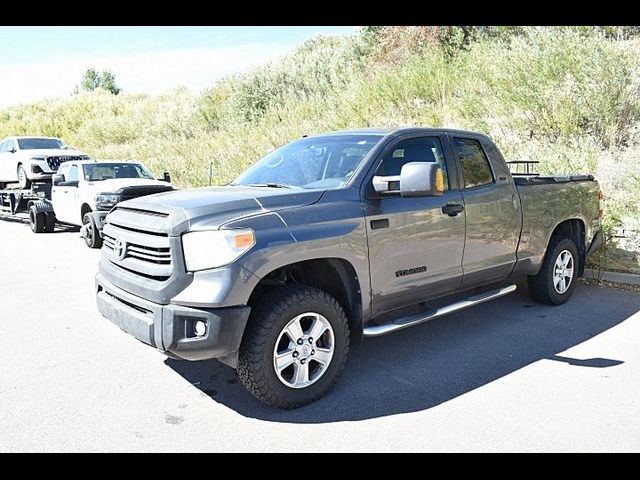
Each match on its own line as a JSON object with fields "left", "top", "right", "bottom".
{"left": 442, "top": 203, "right": 464, "bottom": 217}
{"left": 370, "top": 218, "right": 389, "bottom": 230}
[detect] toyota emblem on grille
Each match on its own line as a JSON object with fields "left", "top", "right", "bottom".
{"left": 114, "top": 239, "right": 127, "bottom": 260}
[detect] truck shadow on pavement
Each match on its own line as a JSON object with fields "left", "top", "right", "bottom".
{"left": 165, "top": 280, "right": 638, "bottom": 423}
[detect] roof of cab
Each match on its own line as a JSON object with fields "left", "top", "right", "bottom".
{"left": 310, "top": 127, "right": 491, "bottom": 140}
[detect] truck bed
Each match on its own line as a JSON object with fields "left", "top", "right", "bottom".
{"left": 0, "top": 183, "right": 51, "bottom": 215}
{"left": 514, "top": 175, "right": 600, "bottom": 269}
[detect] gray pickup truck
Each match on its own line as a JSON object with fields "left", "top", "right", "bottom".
{"left": 95, "top": 128, "right": 602, "bottom": 408}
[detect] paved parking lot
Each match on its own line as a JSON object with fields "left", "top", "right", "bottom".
{"left": 1, "top": 218, "right": 639, "bottom": 452}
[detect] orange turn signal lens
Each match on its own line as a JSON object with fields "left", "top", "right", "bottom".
{"left": 234, "top": 232, "right": 255, "bottom": 249}
{"left": 436, "top": 168, "right": 444, "bottom": 193}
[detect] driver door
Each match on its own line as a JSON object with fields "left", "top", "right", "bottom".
{"left": 363, "top": 135, "right": 466, "bottom": 317}
{"left": 52, "top": 164, "right": 79, "bottom": 224}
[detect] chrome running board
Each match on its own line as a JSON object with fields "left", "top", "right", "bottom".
{"left": 363, "top": 284, "right": 517, "bottom": 337}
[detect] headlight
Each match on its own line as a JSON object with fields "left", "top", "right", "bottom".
{"left": 95, "top": 193, "right": 121, "bottom": 211}
{"left": 182, "top": 229, "right": 256, "bottom": 271}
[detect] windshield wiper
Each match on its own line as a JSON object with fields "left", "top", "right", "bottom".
{"left": 245, "top": 183, "right": 296, "bottom": 189}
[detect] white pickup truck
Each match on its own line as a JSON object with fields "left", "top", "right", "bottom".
{"left": 30, "top": 160, "right": 173, "bottom": 248}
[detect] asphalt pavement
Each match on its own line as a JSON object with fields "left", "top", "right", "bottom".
{"left": 1, "top": 218, "right": 639, "bottom": 452}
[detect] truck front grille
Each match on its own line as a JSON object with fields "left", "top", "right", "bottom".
{"left": 103, "top": 234, "right": 171, "bottom": 265}
{"left": 46, "top": 156, "right": 82, "bottom": 171}
{"left": 101, "top": 223, "right": 173, "bottom": 281}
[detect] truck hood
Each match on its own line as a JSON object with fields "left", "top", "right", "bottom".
{"left": 115, "top": 185, "right": 325, "bottom": 233}
{"left": 87, "top": 178, "right": 171, "bottom": 194}
{"left": 22, "top": 148, "right": 86, "bottom": 157}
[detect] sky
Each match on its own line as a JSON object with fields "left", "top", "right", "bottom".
{"left": 0, "top": 26, "right": 357, "bottom": 108}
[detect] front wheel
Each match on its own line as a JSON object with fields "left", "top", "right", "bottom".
{"left": 528, "top": 236, "right": 579, "bottom": 305}
{"left": 17, "top": 165, "right": 31, "bottom": 189}
{"left": 238, "top": 286, "right": 350, "bottom": 409}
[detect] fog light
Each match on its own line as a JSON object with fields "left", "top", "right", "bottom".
{"left": 194, "top": 320, "right": 207, "bottom": 337}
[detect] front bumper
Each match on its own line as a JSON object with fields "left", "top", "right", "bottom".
{"left": 92, "top": 211, "right": 108, "bottom": 235}
{"left": 96, "top": 273, "right": 251, "bottom": 361}
{"left": 28, "top": 171, "right": 54, "bottom": 181}
{"left": 29, "top": 161, "right": 55, "bottom": 179}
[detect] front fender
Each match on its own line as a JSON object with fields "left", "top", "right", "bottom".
{"left": 224, "top": 196, "right": 372, "bottom": 322}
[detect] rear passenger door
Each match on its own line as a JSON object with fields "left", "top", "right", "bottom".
{"left": 451, "top": 135, "right": 521, "bottom": 288}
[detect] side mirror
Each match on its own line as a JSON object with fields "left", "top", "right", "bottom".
{"left": 65, "top": 180, "right": 79, "bottom": 188}
{"left": 372, "top": 174, "right": 401, "bottom": 194}
{"left": 52, "top": 174, "right": 64, "bottom": 186}
{"left": 8, "top": 146, "right": 16, "bottom": 153}
{"left": 161, "top": 171, "right": 171, "bottom": 183}
{"left": 399, "top": 162, "right": 444, "bottom": 198}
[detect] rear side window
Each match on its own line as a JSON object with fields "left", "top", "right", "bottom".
{"left": 453, "top": 137, "right": 494, "bottom": 189}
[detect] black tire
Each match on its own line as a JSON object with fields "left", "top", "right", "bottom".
{"left": 45, "top": 212, "right": 56, "bottom": 233}
{"left": 238, "top": 285, "right": 350, "bottom": 409}
{"left": 17, "top": 164, "right": 31, "bottom": 189}
{"left": 0, "top": 182, "right": 5, "bottom": 190}
{"left": 29, "top": 206, "right": 46, "bottom": 233}
{"left": 82, "top": 213, "right": 103, "bottom": 249}
{"left": 528, "top": 236, "right": 579, "bottom": 305}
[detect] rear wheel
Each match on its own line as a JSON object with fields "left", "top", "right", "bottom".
{"left": 238, "top": 286, "right": 350, "bottom": 409}
{"left": 29, "top": 205, "right": 45, "bottom": 233}
{"left": 82, "top": 213, "right": 102, "bottom": 248}
{"left": 528, "top": 236, "right": 579, "bottom": 305}
{"left": 17, "top": 164, "right": 31, "bottom": 189}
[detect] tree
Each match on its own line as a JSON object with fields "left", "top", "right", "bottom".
{"left": 79, "top": 68, "right": 121, "bottom": 95}
{"left": 100, "top": 70, "right": 120, "bottom": 95}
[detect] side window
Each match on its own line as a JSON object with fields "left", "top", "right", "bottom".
{"left": 376, "top": 137, "right": 449, "bottom": 190}
{"left": 6, "top": 139, "right": 16, "bottom": 152}
{"left": 67, "top": 165, "right": 79, "bottom": 183}
{"left": 453, "top": 137, "right": 494, "bottom": 189}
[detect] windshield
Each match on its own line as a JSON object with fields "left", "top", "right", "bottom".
{"left": 82, "top": 163, "right": 154, "bottom": 181}
{"left": 18, "top": 138, "right": 66, "bottom": 150}
{"left": 233, "top": 135, "right": 381, "bottom": 190}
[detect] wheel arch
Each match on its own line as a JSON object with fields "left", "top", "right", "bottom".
{"left": 80, "top": 203, "right": 92, "bottom": 223}
{"left": 247, "top": 257, "right": 364, "bottom": 345}
{"left": 547, "top": 218, "right": 586, "bottom": 276}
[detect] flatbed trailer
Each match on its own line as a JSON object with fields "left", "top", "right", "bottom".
{"left": 0, "top": 183, "right": 56, "bottom": 232}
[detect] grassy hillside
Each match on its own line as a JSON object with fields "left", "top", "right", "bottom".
{"left": 1, "top": 26, "right": 639, "bottom": 271}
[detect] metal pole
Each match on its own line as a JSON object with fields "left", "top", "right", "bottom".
{"left": 209, "top": 162, "right": 213, "bottom": 186}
